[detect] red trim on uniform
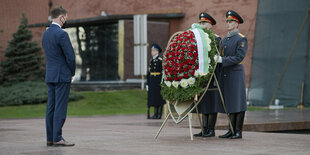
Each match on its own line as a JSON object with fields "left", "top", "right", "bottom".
{"left": 227, "top": 15, "right": 240, "bottom": 23}
{"left": 200, "top": 17, "right": 213, "bottom": 25}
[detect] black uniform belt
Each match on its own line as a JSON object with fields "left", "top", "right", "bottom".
{"left": 150, "top": 72, "right": 161, "bottom": 76}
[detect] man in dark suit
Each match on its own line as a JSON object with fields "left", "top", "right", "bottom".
{"left": 193, "top": 12, "right": 221, "bottom": 137}
{"left": 146, "top": 43, "right": 165, "bottom": 119}
{"left": 215, "top": 10, "right": 248, "bottom": 139}
{"left": 42, "top": 6, "right": 75, "bottom": 146}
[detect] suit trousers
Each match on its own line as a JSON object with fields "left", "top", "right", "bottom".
{"left": 46, "top": 82, "right": 71, "bottom": 142}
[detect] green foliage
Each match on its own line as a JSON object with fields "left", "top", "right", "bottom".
{"left": 0, "top": 13, "right": 44, "bottom": 85}
{"left": 0, "top": 90, "right": 147, "bottom": 118}
{"left": 0, "top": 81, "right": 83, "bottom": 106}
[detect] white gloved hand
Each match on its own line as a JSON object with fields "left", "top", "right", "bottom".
{"left": 214, "top": 55, "right": 222, "bottom": 63}
{"left": 146, "top": 85, "right": 149, "bottom": 91}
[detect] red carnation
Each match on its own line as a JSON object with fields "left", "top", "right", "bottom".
{"left": 184, "top": 67, "right": 188, "bottom": 72}
{"left": 171, "top": 52, "right": 176, "bottom": 57}
{"left": 188, "top": 65, "right": 192, "bottom": 70}
{"left": 184, "top": 73, "right": 189, "bottom": 78}
{"left": 190, "top": 70, "right": 195, "bottom": 76}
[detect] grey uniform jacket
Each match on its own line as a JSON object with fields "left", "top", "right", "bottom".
{"left": 217, "top": 30, "right": 248, "bottom": 113}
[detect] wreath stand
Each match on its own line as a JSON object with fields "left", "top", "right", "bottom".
{"left": 154, "top": 31, "right": 234, "bottom": 141}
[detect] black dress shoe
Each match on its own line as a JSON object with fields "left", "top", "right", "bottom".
{"left": 150, "top": 115, "right": 157, "bottom": 119}
{"left": 53, "top": 138, "right": 75, "bottom": 147}
{"left": 156, "top": 114, "right": 162, "bottom": 119}
{"left": 203, "top": 129, "right": 215, "bottom": 137}
{"left": 194, "top": 131, "right": 203, "bottom": 137}
{"left": 219, "top": 130, "right": 233, "bottom": 138}
{"left": 231, "top": 130, "right": 242, "bottom": 139}
{"left": 194, "top": 129, "right": 208, "bottom": 137}
{"left": 47, "top": 141, "right": 53, "bottom": 146}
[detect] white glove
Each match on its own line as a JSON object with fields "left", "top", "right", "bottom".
{"left": 214, "top": 55, "right": 222, "bottom": 63}
{"left": 146, "top": 85, "right": 149, "bottom": 91}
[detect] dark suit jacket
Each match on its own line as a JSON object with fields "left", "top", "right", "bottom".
{"left": 42, "top": 24, "right": 76, "bottom": 83}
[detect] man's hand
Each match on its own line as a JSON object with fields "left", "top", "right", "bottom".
{"left": 214, "top": 55, "right": 222, "bottom": 63}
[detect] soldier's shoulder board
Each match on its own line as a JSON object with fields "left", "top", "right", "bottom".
{"left": 158, "top": 57, "right": 162, "bottom": 60}
{"left": 214, "top": 34, "right": 219, "bottom": 37}
{"left": 238, "top": 33, "right": 245, "bottom": 38}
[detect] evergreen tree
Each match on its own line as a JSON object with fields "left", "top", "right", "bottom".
{"left": 0, "top": 13, "right": 44, "bottom": 85}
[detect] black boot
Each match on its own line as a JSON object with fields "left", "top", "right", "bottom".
{"left": 150, "top": 107, "right": 157, "bottom": 119}
{"left": 203, "top": 113, "right": 217, "bottom": 137}
{"left": 194, "top": 114, "right": 208, "bottom": 137}
{"left": 219, "top": 113, "right": 236, "bottom": 138}
{"left": 231, "top": 111, "right": 245, "bottom": 139}
{"left": 147, "top": 106, "right": 151, "bottom": 119}
{"left": 156, "top": 106, "right": 163, "bottom": 119}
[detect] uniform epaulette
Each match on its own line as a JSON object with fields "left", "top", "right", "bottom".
{"left": 238, "top": 33, "right": 245, "bottom": 38}
{"left": 214, "top": 34, "right": 219, "bottom": 37}
{"left": 158, "top": 57, "right": 162, "bottom": 60}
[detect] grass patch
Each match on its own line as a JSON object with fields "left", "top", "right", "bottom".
{"left": 0, "top": 89, "right": 308, "bottom": 119}
{"left": 0, "top": 89, "right": 147, "bottom": 119}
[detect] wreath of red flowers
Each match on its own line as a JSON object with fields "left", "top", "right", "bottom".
{"left": 163, "top": 30, "right": 199, "bottom": 81}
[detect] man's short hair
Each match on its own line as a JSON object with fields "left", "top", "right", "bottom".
{"left": 51, "top": 6, "right": 67, "bottom": 19}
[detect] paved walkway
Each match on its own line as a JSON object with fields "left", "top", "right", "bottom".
{"left": 1, "top": 112, "right": 310, "bottom": 155}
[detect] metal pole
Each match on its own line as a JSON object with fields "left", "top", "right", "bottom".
{"left": 154, "top": 113, "right": 170, "bottom": 139}
{"left": 298, "top": 8, "right": 310, "bottom": 108}
{"left": 269, "top": 8, "right": 310, "bottom": 106}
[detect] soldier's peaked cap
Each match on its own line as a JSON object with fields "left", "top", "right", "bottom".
{"left": 151, "top": 43, "right": 162, "bottom": 53}
{"left": 226, "top": 10, "right": 244, "bottom": 24}
{"left": 199, "top": 12, "right": 216, "bottom": 25}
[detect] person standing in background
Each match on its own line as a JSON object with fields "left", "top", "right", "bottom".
{"left": 146, "top": 43, "right": 166, "bottom": 119}
{"left": 42, "top": 6, "right": 76, "bottom": 146}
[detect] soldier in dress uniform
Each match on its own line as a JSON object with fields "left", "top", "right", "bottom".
{"left": 146, "top": 43, "right": 166, "bottom": 119}
{"left": 193, "top": 12, "right": 222, "bottom": 137}
{"left": 215, "top": 10, "right": 248, "bottom": 139}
